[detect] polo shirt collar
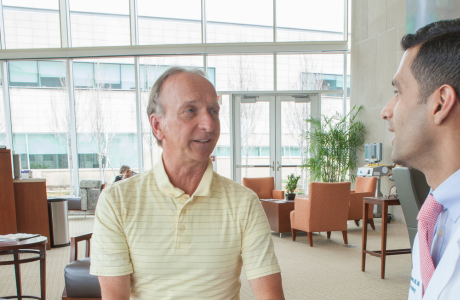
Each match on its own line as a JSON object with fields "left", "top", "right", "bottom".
{"left": 154, "top": 156, "right": 214, "bottom": 198}
{"left": 431, "top": 168, "right": 460, "bottom": 223}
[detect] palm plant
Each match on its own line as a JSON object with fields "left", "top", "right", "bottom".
{"left": 301, "top": 105, "right": 365, "bottom": 183}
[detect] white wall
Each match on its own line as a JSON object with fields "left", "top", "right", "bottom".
{"left": 351, "top": 0, "right": 406, "bottom": 222}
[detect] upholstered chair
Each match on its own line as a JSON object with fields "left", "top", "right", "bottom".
{"left": 348, "top": 177, "right": 377, "bottom": 230}
{"left": 242, "top": 177, "right": 285, "bottom": 200}
{"left": 290, "top": 182, "right": 350, "bottom": 247}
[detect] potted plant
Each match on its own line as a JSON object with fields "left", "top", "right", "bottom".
{"left": 302, "top": 105, "right": 366, "bottom": 183}
{"left": 285, "top": 174, "right": 301, "bottom": 200}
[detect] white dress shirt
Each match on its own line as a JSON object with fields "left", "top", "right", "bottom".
{"left": 430, "top": 168, "right": 460, "bottom": 266}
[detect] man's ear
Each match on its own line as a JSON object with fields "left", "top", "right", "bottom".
{"left": 150, "top": 114, "right": 165, "bottom": 141}
{"left": 432, "top": 84, "right": 457, "bottom": 125}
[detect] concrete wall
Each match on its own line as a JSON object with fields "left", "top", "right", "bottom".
{"left": 351, "top": 0, "right": 406, "bottom": 222}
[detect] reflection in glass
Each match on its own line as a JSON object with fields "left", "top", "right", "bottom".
{"left": 208, "top": 55, "right": 274, "bottom": 91}
{"left": 9, "top": 60, "right": 73, "bottom": 197}
{"left": 3, "top": 1, "right": 61, "bottom": 49}
{"left": 281, "top": 100, "right": 310, "bottom": 194}
{"left": 277, "top": 0, "right": 345, "bottom": 42}
{"left": 216, "top": 95, "right": 231, "bottom": 179}
{"left": 69, "top": 0, "right": 130, "bottom": 47}
{"left": 277, "top": 54, "right": 344, "bottom": 91}
{"left": 138, "top": 0, "right": 201, "bottom": 45}
{"left": 239, "top": 100, "right": 270, "bottom": 178}
{"left": 206, "top": 0, "right": 273, "bottom": 43}
{"left": 73, "top": 57, "right": 137, "bottom": 183}
{"left": 0, "top": 72, "right": 5, "bottom": 147}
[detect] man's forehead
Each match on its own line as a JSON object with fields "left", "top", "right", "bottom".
{"left": 393, "top": 48, "right": 418, "bottom": 87}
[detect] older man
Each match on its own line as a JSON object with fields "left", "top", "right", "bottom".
{"left": 90, "top": 67, "right": 284, "bottom": 299}
{"left": 381, "top": 19, "right": 460, "bottom": 299}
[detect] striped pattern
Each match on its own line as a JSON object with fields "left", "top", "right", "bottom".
{"left": 417, "top": 194, "right": 443, "bottom": 295}
{"left": 90, "top": 158, "right": 280, "bottom": 299}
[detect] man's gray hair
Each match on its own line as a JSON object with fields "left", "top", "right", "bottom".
{"left": 146, "top": 67, "right": 207, "bottom": 147}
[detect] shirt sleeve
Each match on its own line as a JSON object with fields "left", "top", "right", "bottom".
{"left": 241, "top": 196, "right": 281, "bottom": 280}
{"left": 90, "top": 189, "right": 133, "bottom": 276}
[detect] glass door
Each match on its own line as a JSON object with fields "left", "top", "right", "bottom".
{"left": 234, "top": 95, "right": 275, "bottom": 183}
{"left": 277, "top": 95, "right": 319, "bottom": 194}
{"left": 233, "top": 94, "right": 319, "bottom": 192}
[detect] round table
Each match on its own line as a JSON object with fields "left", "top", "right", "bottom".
{"left": 0, "top": 236, "right": 47, "bottom": 299}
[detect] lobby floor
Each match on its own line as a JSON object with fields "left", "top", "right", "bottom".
{"left": 0, "top": 215, "right": 412, "bottom": 299}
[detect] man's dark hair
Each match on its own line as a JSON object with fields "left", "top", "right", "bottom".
{"left": 401, "top": 18, "right": 460, "bottom": 103}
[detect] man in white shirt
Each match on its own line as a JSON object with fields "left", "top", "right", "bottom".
{"left": 381, "top": 19, "right": 460, "bottom": 299}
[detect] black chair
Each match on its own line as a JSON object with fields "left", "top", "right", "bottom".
{"left": 392, "top": 167, "right": 430, "bottom": 249}
{"left": 62, "top": 233, "right": 101, "bottom": 300}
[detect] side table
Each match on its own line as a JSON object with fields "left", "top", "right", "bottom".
{"left": 0, "top": 236, "right": 47, "bottom": 299}
{"left": 260, "top": 200, "right": 295, "bottom": 237}
{"left": 361, "top": 197, "right": 411, "bottom": 279}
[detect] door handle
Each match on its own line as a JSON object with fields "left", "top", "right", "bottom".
{"left": 277, "top": 161, "right": 281, "bottom": 171}
{"left": 271, "top": 161, "right": 275, "bottom": 171}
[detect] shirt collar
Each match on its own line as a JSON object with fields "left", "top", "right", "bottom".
{"left": 154, "top": 156, "right": 214, "bottom": 198}
{"left": 431, "top": 168, "right": 460, "bottom": 223}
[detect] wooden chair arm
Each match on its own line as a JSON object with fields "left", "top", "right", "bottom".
{"left": 70, "top": 232, "right": 93, "bottom": 263}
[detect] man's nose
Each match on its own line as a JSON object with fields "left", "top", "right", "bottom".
{"left": 381, "top": 95, "right": 396, "bottom": 121}
{"left": 198, "top": 112, "right": 215, "bottom": 132}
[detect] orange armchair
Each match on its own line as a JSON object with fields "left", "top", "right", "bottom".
{"left": 348, "top": 177, "right": 377, "bottom": 230}
{"left": 242, "top": 177, "right": 285, "bottom": 200}
{"left": 290, "top": 182, "right": 350, "bottom": 247}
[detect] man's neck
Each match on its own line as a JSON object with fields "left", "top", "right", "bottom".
{"left": 418, "top": 140, "right": 460, "bottom": 191}
{"left": 162, "top": 154, "right": 208, "bottom": 196}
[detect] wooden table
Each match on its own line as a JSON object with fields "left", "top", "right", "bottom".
{"left": 260, "top": 200, "right": 295, "bottom": 237}
{"left": 0, "top": 236, "right": 47, "bottom": 299}
{"left": 361, "top": 197, "right": 411, "bottom": 279}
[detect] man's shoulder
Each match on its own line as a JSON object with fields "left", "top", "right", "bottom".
{"left": 103, "top": 168, "right": 157, "bottom": 201}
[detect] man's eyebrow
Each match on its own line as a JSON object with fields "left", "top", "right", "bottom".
{"left": 392, "top": 79, "right": 401, "bottom": 87}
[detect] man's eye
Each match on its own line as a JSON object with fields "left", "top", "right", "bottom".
{"left": 186, "top": 108, "right": 194, "bottom": 113}
{"left": 211, "top": 110, "right": 219, "bottom": 114}
{"left": 394, "top": 90, "right": 400, "bottom": 96}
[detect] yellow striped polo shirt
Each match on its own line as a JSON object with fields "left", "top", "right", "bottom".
{"left": 90, "top": 158, "right": 280, "bottom": 299}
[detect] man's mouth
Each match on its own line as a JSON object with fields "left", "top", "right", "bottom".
{"left": 194, "top": 139, "right": 211, "bottom": 144}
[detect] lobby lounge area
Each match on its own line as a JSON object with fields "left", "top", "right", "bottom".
{"left": 1, "top": 0, "right": 459, "bottom": 299}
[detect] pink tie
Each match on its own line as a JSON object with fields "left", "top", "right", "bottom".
{"left": 417, "top": 194, "right": 443, "bottom": 295}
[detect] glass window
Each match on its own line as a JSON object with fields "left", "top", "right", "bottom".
{"left": 276, "top": 0, "right": 345, "bottom": 42}
{"left": 0, "top": 72, "right": 5, "bottom": 147}
{"left": 215, "top": 94, "right": 231, "bottom": 179}
{"left": 208, "top": 55, "right": 274, "bottom": 91}
{"left": 206, "top": 0, "right": 273, "bottom": 43}
{"left": 73, "top": 63, "right": 94, "bottom": 88}
{"left": 3, "top": 1, "right": 61, "bottom": 49}
{"left": 69, "top": 0, "right": 130, "bottom": 47}
{"left": 74, "top": 57, "right": 137, "bottom": 183}
{"left": 138, "top": 0, "right": 201, "bottom": 45}
{"left": 94, "top": 64, "right": 121, "bottom": 89}
{"left": 39, "top": 61, "right": 66, "bottom": 87}
{"left": 139, "top": 56, "right": 203, "bottom": 171}
{"left": 9, "top": 61, "right": 38, "bottom": 87}
{"left": 277, "top": 54, "right": 344, "bottom": 91}
{"left": 9, "top": 60, "right": 72, "bottom": 196}
{"left": 121, "top": 65, "right": 135, "bottom": 90}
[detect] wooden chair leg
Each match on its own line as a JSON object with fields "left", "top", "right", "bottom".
{"left": 307, "top": 232, "right": 313, "bottom": 247}
{"left": 327, "top": 231, "right": 331, "bottom": 239}
{"left": 342, "top": 231, "right": 348, "bottom": 244}
{"left": 354, "top": 220, "right": 360, "bottom": 227}
{"left": 291, "top": 228, "right": 297, "bottom": 241}
{"left": 369, "top": 219, "right": 375, "bottom": 230}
